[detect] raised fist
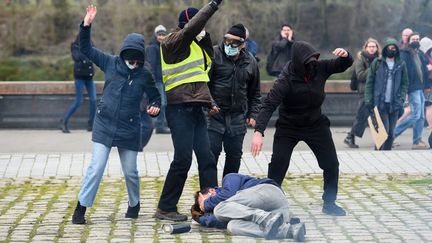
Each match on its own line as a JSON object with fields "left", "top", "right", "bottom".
{"left": 83, "top": 5, "right": 97, "bottom": 26}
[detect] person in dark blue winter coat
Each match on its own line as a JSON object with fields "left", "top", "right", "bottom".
{"left": 72, "top": 5, "right": 161, "bottom": 225}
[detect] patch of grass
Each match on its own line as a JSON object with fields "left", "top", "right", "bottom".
{"left": 107, "top": 180, "right": 126, "bottom": 242}
{"left": 407, "top": 178, "right": 432, "bottom": 185}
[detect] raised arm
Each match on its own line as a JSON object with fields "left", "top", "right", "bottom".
{"left": 322, "top": 48, "right": 354, "bottom": 77}
{"left": 80, "top": 5, "right": 112, "bottom": 71}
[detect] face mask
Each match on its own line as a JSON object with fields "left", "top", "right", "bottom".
{"left": 224, "top": 44, "right": 239, "bottom": 57}
{"left": 196, "top": 30, "right": 206, "bottom": 41}
{"left": 125, "top": 60, "right": 137, "bottom": 70}
{"left": 409, "top": 41, "right": 420, "bottom": 49}
{"left": 386, "top": 49, "right": 397, "bottom": 58}
{"left": 305, "top": 61, "right": 317, "bottom": 78}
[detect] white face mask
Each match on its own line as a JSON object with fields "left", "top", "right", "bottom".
{"left": 125, "top": 60, "right": 137, "bottom": 70}
{"left": 196, "top": 29, "right": 206, "bottom": 41}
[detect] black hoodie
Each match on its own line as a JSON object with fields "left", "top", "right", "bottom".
{"left": 255, "top": 41, "right": 353, "bottom": 133}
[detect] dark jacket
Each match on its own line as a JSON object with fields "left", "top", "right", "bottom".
{"left": 71, "top": 37, "right": 94, "bottom": 80}
{"left": 145, "top": 36, "right": 163, "bottom": 84}
{"left": 364, "top": 39, "right": 408, "bottom": 113}
{"left": 161, "top": 3, "right": 218, "bottom": 106}
{"left": 355, "top": 51, "right": 377, "bottom": 94}
{"left": 80, "top": 23, "right": 161, "bottom": 151}
{"left": 204, "top": 173, "right": 279, "bottom": 212}
{"left": 266, "top": 35, "right": 294, "bottom": 76}
{"left": 400, "top": 47, "right": 431, "bottom": 92}
{"left": 256, "top": 41, "right": 353, "bottom": 134}
{"left": 207, "top": 44, "right": 261, "bottom": 135}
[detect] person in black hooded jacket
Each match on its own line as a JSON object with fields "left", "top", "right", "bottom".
{"left": 251, "top": 41, "right": 353, "bottom": 216}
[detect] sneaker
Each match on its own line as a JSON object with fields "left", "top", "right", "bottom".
{"left": 259, "top": 212, "right": 284, "bottom": 240}
{"left": 287, "top": 222, "right": 306, "bottom": 242}
{"left": 153, "top": 208, "right": 188, "bottom": 221}
{"left": 60, "top": 120, "right": 70, "bottom": 133}
{"left": 72, "top": 201, "right": 86, "bottom": 224}
{"left": 343, "top": 134, "right": 359, "bottom": 148}
{"left": 322, "top": 202, "right": 346, "bottom": 216}
{"left": 155, "top": 127, "right": 170, "bottom": 134}
{"left": 412, "top": 140, "right": 428, "bottom": 150}
{"left": 125, "top": 202, "right": 140, "bottom": 219}
{"left": 428, "top": 132, "right": 432, "bottom": 149}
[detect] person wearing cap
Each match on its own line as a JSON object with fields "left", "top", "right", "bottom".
{"left": 146, "top": 24, "right": 170, "bottom": 134}
{"left": 71, "top": 5, "right": 161, "bottom": 224}
{"left": 154, "top": 0, "right": 223, "bottom": 222}
{"left": 207, "top": 24, "right": 261, "bottom": 178}
{"left": 251, "top": 41, "right": 353, "bottom": 216}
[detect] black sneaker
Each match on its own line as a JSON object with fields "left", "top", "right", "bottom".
{"left": 428, "top": 132, "right": 432, "bottom": 149}
{"left": 287, "top": 222, "right": 306, "bottom": 242}
{"left": 322, "top": 202, "right": 346, "bottom": 216}
{"left": 153, "top": 208, "right": 188, "bottom": 221}
{"left": 125, "top": 202, "right": 140, "bottom": 219}
{"left": 72, "top": 201, "right": 86, "bottom": 224}
{"left": 259, "top": 212, "right": 284, "bottom": 240}
{"left": 60, "top": 120, "right": 70, "bottom": 133}
{"left": 343, "top": 134, "right": 359, "bottom": 148}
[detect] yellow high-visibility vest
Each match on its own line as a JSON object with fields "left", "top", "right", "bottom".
{"left": 160, "top": 40, "right": 211, "bottom": 91}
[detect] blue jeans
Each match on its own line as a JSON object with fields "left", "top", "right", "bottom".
{"left": 154, "top": 82, "right": 167, "bottom": 129}
{"left": 64, "top": 79, "right": 97, "bottom": 126}
{"left": 157, "top": 104, "right": 217, "bottom": 212}
{"left": 78, "top": 142, "right": 139, "bottom": 207}
{"left": 394, "top": 90, "right": 425, "bottom": 144}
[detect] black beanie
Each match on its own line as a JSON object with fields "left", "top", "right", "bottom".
{"left": 178, "top": 8, "right": 199, "bottom": 29}
{"left": 121, "top": 49, "right": 144, "bottom": 62}
{"left": 227, "top": 24, "right": 246, "bottom": 40}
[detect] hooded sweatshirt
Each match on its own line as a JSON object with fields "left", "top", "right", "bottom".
{"left": 255, "top": 41, "right": 353, "bottom": 133}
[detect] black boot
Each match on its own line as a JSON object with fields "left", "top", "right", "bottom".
{"left": 322, "top": 201, "right": 346, "bottom": 216}
{"left": 428, "top": 131, "right": 432, "bottom": 149}
{"left": 125, "top": 202, "right": 140, "bottom": 219}
{"left": 60, "top": 120, "right": 70, "bottom": 133}
{"left": 72, "top": 201, "right": 86, "bottom": 224}
{"left": 343, "top": 133, "right": 358, "bottom": 148}
{"left": 287, "top": 222, "right": 306, "bottom": 242}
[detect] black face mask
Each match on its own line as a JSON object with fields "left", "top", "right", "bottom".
{"left": 384, "top": 49, "right": 397, "bottom": 58}
{"left": 409, "top": 41, "right": 420, "bottom": 49}
{"left": 305, "top": 61, "right": 318, "bottom": 78}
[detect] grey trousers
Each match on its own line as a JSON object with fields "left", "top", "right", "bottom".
{"left": 213, "top": 183, "right": 292, "bottom": 238}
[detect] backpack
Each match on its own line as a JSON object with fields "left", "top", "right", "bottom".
{"left": 350, "top": 68, "right": 358, "bottom": 91}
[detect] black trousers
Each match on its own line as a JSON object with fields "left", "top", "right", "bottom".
{"left": 268, "top": 117, "right": 339, "bottom": 203}
{"left": 350, "top": 97, "right": 369, "bottom": 138}
{"left": 157, "top": 104, "right": 218, "bottom": 212}
{"left": 208, "top": 130, "right": 245, "bottom": 178}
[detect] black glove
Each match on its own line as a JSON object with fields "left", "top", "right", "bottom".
{"left": 365, "top": 103, "right": 374, "bottom": 114}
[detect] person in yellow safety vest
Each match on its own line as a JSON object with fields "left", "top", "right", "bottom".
{"left": 153, "top": 0, "right": 223, "bottom": 222}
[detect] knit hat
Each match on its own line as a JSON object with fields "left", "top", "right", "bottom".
{"left": 154, "top": 25, "right": 167, "bottom": 36}
{"left": 226, "top": 24, "right": 246, "bottom": 40}
{"left": 178, "top": 8, "right": 199, "bottom": 29}
{"left": 121, "top": 49, "right": 144, "bottom": 61}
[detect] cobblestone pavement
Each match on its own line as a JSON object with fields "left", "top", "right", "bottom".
{"left": 0, "top": 174, "right": 431, "bottom": 242}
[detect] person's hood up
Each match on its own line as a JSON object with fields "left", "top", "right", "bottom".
{"left": 119, "top": 33, "right": 146, "bottom": 62}
{"left": 149, "top": 35, "right": 160, "bottom": 46}
{"left": 420, "top": 37, "right": 432, "bottom": 54}
{"left": 291, "top": 41, "right": 320, "bottom": 76}
{"left": 382, "top": 38, "right": 399, "bottom": 59}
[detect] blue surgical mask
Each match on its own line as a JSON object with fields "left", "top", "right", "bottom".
{"left": 224, "top": 44, "right": 239, "bottom": 57}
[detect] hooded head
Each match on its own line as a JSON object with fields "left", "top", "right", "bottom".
{"left": 119, "top": 33, "right": 146, "bottom": 65}
{"left": 178, "top": 7, "right": 199, "bottom": 29}
{"left": 381, "top": 38, "right": 399, "bottom": 59}
{"left": 420, "top": 37, "right": 432, "bottom": 54}
{"left": 291, "top": 41, "right": 320, "bottom": 78}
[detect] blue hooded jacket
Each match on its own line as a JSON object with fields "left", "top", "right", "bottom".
{"left": 79, "top": 23, "right": 161, "bottom": 151}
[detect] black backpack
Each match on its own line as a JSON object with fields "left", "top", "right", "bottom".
{"left": 350, "top": 68, "right": 358, "bottom": 91}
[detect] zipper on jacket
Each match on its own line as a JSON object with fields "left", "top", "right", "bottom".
{"left": 128, "top": 74, "right": 133, "bottom": 85}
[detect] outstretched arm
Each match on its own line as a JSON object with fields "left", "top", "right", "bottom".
{"left": 79, "top": 5, "right": 112, "bottom": 71}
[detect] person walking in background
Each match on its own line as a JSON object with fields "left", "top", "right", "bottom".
{"left": 419, "top": 37, "right": 432, "bottom": 147}
{"left": 251, "top": 41, "right": 353, "bottom": 216}
{"left": 344, "top": 38, "right": 381, "bottom": 148}
{"left": 364, "top": 38, "right": 408, "bottom": 150}
{"left": 72, "top": 5, "right": 161, "bottom": 224}
{"left": 394, "top": 32, "right": 431, "bottom": 149}
{"left": 153, "top": 0, "right": 222, "bottom": 222}
{"left": 207, "top": 24, "right": 261, "bottom": 177}
{"left": 60, "top": 33, "right": 97, "bottom": 133}
{"left": 266, "top": 24, "right": 294, "bottom": 77}
{"left": 146, "top": 24, "right": 170, "bottom": 134}
{"left": 244, "top": 26, "right": 259, "bottom": 61}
